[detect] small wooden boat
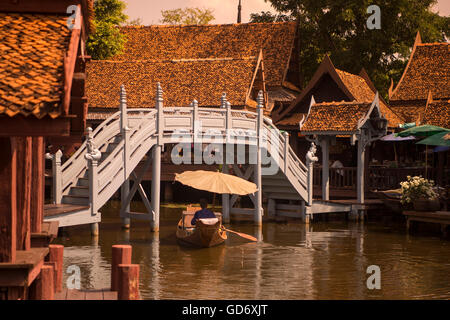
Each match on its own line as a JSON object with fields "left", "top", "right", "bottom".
{"left": 374, "top": 189, "right": 402, "bottom": 213}
{"left": 176, "top": 207, "right": 227, "bottom": 248}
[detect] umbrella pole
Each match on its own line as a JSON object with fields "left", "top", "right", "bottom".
{"left": 425, "top": 145, "right": 428, "bottom": 178}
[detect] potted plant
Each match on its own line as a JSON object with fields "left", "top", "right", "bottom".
{"left": 400, "top": 176, "right": 440, "bottom": 211}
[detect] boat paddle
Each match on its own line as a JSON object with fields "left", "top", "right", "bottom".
{"left": 221, "top": 227, "right": 258, "bottom": 242}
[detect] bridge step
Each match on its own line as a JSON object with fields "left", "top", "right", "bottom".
{"left": 69, "top": 186, "right": 89, "bottom": 197}
{"left": 262, "top": 185, "right": 297, "bottom": 194}
{"left": 265, "top": 192, "right": 302, "bottom": 200}
{"left": 62, "top": 194, "right": 89, "bottom": 206}
{"left": 77, "top": 177, "right": 89, "bottom": 187}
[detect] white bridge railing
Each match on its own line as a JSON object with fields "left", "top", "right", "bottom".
{"left": 49, "top": 84, "right": 312, "bottom": 218}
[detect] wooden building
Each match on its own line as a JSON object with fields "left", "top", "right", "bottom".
{"left": 0, "top": 0, "right": 92, "bottom": 299}
{"left": 86, "top": 22, "right": 301, "bottom": 123}
{"left": 273, "top": 55, "right": 401, "bottom": 157}
{"left": 389, "top": 32, "right": 450, "bottom": 126}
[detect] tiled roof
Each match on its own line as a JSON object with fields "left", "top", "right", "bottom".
{"left": 277, "top": 112, "right": 306, "bottom": 126}
{"left": 421, "top": 99, "right": 450, "bottom": 128}
{"left": 301, "top": 101, "right": 372, "bottom": 133}
{"left": 86, "top": 57, "right": 258, "bottom": 108}
{"left": 389, "top": 101, "right": 425, "bottom": 123}
{"left": 114, "top": 22, "right": 297, "bottom": 87}
{"left": 0, "top": 13, "right": 70, "bottom": 118}
{"left": 336, "top": 69, "right": 403, "bottom": 127}
{"left": 390, "top": 43, "right": 450, "bottom": 101}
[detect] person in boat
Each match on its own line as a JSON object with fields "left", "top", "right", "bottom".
{"left": 191, "top": 198, "right": 216, "bottom": 226}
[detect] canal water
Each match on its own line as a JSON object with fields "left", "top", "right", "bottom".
{"left": 55, "top": 201, "right": 450, "bottom": 300}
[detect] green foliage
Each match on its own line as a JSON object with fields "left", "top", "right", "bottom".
{"left": 160, "top": 7, "right": 215, "bottom": 25}
{"left": 87, "top": 0, "right": 128, "bottom": 60}
{"left": 250, "top": 11, "right": 293, "bottom": 23}
{"left": 253, "top": 0, "right": 449, "bottom": 98}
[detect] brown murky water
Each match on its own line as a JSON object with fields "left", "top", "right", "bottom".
{"left": 55, "top": 201, "right": 450, "bottom": 300}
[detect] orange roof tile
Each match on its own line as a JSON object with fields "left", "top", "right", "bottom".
{"left": 421, "top": 99, "right": 450, "bottom": 128}
{"left": 0, "top": 13, "right": 70, "bottom": 118}
{"left": 86, "top": 57, "right": 258, "bottom": 109}
{"left": 301, "top": 101, "right": 373, "bottom": 133}
{"left": 390, "top": 43, "right": 450, "bottom": 101}
{"left": 114, "top": 22, "right": 297, "bottom": 87}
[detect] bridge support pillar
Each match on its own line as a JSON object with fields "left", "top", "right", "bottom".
{"left": 121, "top": 179, "right": 130, "bottom": 229}
{"left": 221, "top": 164, "right": 230, "bottom": 224}
{"left": 320, "top": 137, "right": 330, "bottom": 201}
{"left": 151, "top": 146, "right": 161, "bottom": 232}
{"left": 254, "top": 91, "right": 263, "bottom": 226}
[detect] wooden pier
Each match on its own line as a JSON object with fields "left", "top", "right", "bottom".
{"left": 404, "top": 210, "right": 450, "bottom": 237}
{"left": 55, "top": 289, "right": 118, "bottom": 300}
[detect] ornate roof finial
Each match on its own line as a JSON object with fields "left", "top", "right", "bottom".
{"left": 237, "top": 0, "right": 242, "bottom": 23}
{"left": 257, "top": 90, "right": 264, "bottom": 109}
{"left": 221, "top": 92, "right": 227, "bottom": 108}
{"left": 156, "top": 82, "right": 163, "bottom": 102}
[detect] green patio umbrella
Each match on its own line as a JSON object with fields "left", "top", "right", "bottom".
{"left": 416, "top": 131, "right": 450, "bottom": 147}
{"left": 395, "top": 124, "right": 450, "bottom": 137}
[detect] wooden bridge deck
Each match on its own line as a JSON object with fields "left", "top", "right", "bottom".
{"left": 44, "top": 204, "right": 90, "bottom": 217}
{"left": 55, "top": 288, "right": 118, "bottom": 300}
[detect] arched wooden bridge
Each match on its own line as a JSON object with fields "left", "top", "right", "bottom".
{"left": 45, "top": 84, "right": 343, "bottom": 232}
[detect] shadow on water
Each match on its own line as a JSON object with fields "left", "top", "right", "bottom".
{"left": 54, "top": 200, "right": 450, "bottom": 300}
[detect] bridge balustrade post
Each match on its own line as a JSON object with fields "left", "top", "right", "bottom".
{"left": 151, "top": 83, "right": 163, "bottom": 232}
{"left": 283, "top": 132, "right": 289, "bottom": 174}
{"left": 85, "top": 127, "right": 102, "bottom": 236}
{"left": 120, "top": 85, "right": 131, "bottom": 228}
{"left": 46, "top": 150, "right": 63, "bottom": 204}
{"left": 254, "top": 91, "right": 264, "bottom": 226}
{"left": 306, "top": 142, "right": 318, "bottom": 206}
{"left": 222, "top": 93, "right": 231, "bottom": 223}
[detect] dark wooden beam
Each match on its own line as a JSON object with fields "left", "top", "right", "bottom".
{"left": 0, "top": 0, "right": 82, "bottom": 14}
{"left": 13, "top": 137, "right": 32, "bottom": 252}
{"left": 0, "top": 116, "right": 72, "bottom": 137}
{"left": 30, "top": 137, "right": 45, "bottom": 233}
{"left": 0, "top": 138, "right": 17, "bottom": 263}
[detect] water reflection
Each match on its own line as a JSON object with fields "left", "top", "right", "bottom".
{"left": 55, "top": 201, "right": 450, "bottom": 300}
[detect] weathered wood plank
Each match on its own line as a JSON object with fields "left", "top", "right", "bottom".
{"left": 102, "top": 289, "right": 118, "bottom": 300}
{"left": 66, "top": 289, "right": 86, "bottom": 300}
{"left": 0, "top": 137, "right": 16, "bottom": 263}
{"left": 14, "top": 137, "right": 32, "bottom": 251}
{"left": 44, "top": 204, "right": 90, "bottom": 217}
{"left": 54, "top": 288, "right": 68, "bottom": 300}
{"left": 31, "top": 137, "right": 44, "bottom": 233}
{"left": 85, "top": 290, "right": 104, "bottom": 300}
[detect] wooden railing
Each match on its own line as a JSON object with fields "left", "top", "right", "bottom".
{"left": 314, "top": 166, "right": 449, "bottom": 191}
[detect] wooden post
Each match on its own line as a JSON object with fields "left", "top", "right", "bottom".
{"left": 254, "top": 91, "right": 264, "bottom": 226}
{"left": 32, "top": 264, "right": 54, "bottom": 300}
{"left": 47, "top": 244, "right": 64, "bottom": 292}
{"left": 120, "top": 85, "right": 131, "bottom": 229}
{"left": 50, "top": 150, "right": 63, "bottom": 204}
{"left": 118, "top": 264, "right": 140, "bottom": 300}
{"left": 267, "top": 198, "right": 276, "bottom": 219}
{"left": 111, "top": 244, "right": 132, "bottom": 292}
{"left": 321, "top": 137, "right": 330, "bottom": 201}
{"left": 31, "top": 137, "right": 44, "bottom": 233}
{"left": 283, "top": 132, "right": 289, "bottom": 173}
{"left": 222, "top": 164, "right": 230, "bottom": 223}
{"left": 0, "top": 137, "right": 16, "bottom": 263}
{"left": 306, "top": 142, "right": 318, "bottom": 206}
{"left": 357, "top": 136, "right": 365, "bottom": 204}
{"left": 85, "top": 127, "right": 101, "bottom": 236}
{"left": 14, "top": 137, "right": 32, "bottom": 251}
{"left": 151, "top": 83, "right": 163, "bottom": 232}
